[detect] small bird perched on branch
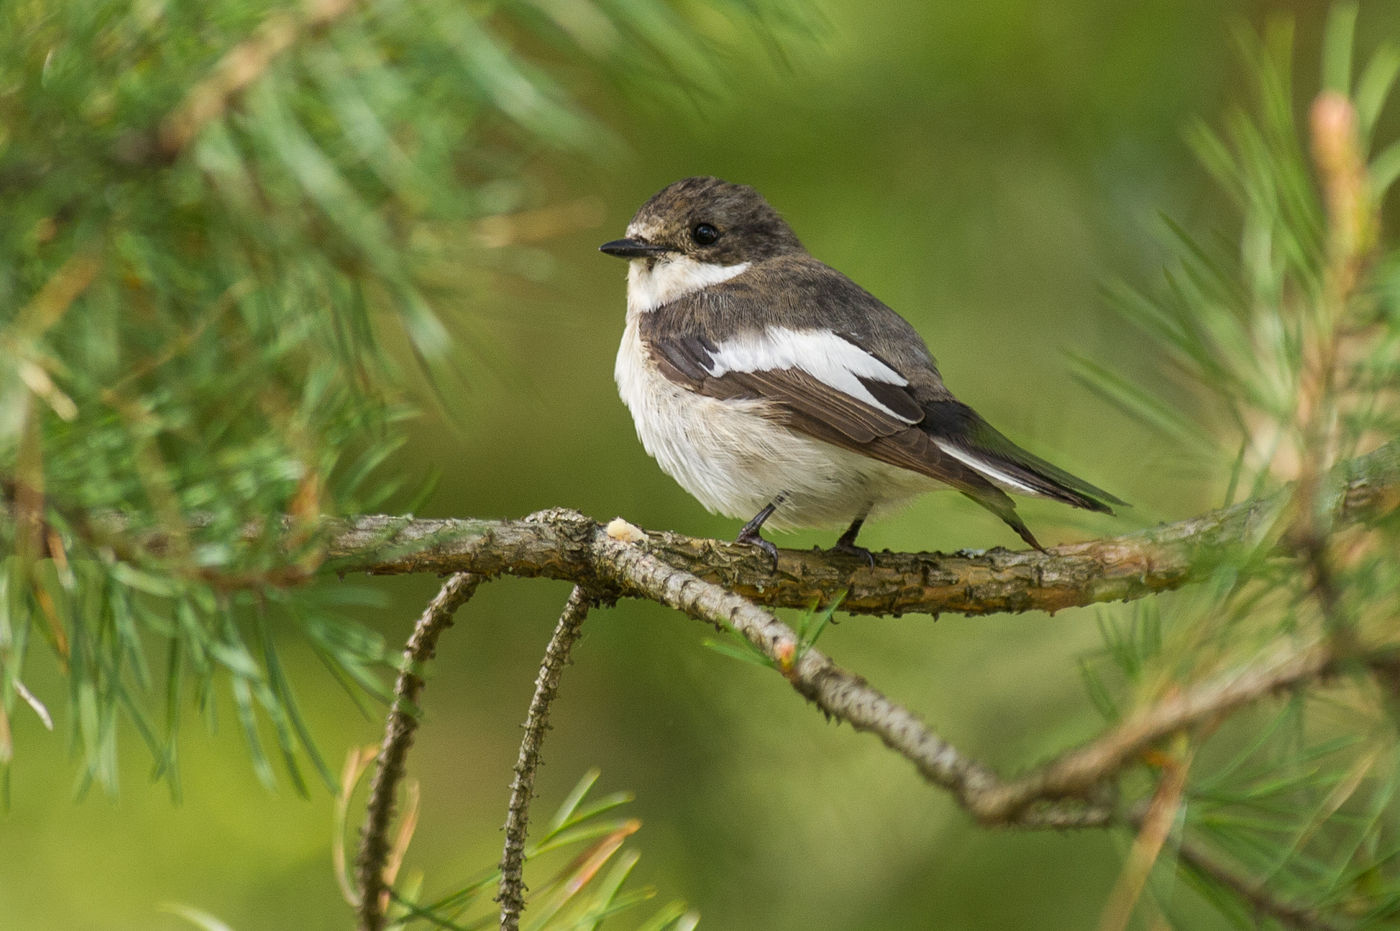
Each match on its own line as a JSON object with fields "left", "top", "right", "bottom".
{"left": 601, "top": 176, "right": 1124, "bottom": 564}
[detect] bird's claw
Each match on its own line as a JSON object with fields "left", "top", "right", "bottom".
{"left": 736, "top": 527, "right": 779, "bottom": 570}
{"left": 826, "top": 539, "right": 875, "bottom": 567}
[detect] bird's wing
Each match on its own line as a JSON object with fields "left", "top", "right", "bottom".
{"left": 639, "top": 314, "right": 1043, "bottom": 543}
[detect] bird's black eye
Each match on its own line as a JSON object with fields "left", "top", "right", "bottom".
{"left": 691, "top": 223, "right": 720, "bottom": 246}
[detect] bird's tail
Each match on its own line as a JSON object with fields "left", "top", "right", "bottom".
{"left": 923, "top": 400, "right": 1126, "bottom": 514}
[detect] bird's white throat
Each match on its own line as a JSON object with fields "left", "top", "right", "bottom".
{"left": 626, "top": 256, "right": 750, "bottom": 316}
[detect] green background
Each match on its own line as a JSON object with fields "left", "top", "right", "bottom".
{"left": 5, "top": 1, "right": 1388, "bottom": 928}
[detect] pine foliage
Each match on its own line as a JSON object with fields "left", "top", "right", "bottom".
{"left": 1078, "top": 7, "right": 1400, "bottom": 924}
{"left": 0, "top": 0, "right": 799, "bottom": 793}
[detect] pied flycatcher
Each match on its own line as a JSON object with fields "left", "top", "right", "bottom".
{"left": 601, "top": 176, "right": 1123, "bottom": 563}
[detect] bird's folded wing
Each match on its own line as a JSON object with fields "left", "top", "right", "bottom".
{"left": 644, "top": 329, "right": 1017, "bottom": 505}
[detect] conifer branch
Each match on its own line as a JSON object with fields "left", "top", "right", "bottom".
{"left": 5, "top": 438, "right": 1397, "bottom": 619}
{"left": 574, "top": 524, "right": 1400, "bottom": 833}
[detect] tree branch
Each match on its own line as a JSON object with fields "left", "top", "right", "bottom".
{"left": 356, "top": 572, "right": 480, "bottom": 931}
{"left": 324, "top": 440, "right": 1400, "bottom": 619}
{"left": 543, "top": 522, "right": 1396, "bottom": 835}
{"left": 15, "top": 439, "right": 1395, "bottom": 620}
{"left": 336, "top": 479, "right": 1393, "bottom": 924}
{"left": 498, "top": 585, "right": 592, "bottom": 931}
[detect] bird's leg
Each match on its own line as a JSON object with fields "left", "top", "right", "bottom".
{"left": 827, "top": 514, "right": 875, "bottom": 566}
{"left": 735, "top": 497, "right": 784, "bottom": 569}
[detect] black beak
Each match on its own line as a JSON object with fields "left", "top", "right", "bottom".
{"left": 599, "top": 238, "right": 672, "bottom": 259}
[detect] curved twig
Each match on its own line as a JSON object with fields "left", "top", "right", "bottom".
{"left": 585, "top": 527, "right": 1398, "bottom": 831}
{"left": 497, "top": 585, "right": 593, "bottom": 930}
{"left": 356, "top": 572, "right": 480, "bottom": 931}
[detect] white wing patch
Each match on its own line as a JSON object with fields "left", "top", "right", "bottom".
{"left": 931, "top": 440, "right": 1041, "bottom": 496}
{"left": 705, "top": 327, "right": 917, "bottom": 423}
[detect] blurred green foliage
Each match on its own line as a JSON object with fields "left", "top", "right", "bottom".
{"left": 4, "top": 0, "right": 1400, "bottom": 929}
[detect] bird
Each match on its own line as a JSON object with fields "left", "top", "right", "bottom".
{"left": 600, "top": 176, "right": 1124, "bottom": 565}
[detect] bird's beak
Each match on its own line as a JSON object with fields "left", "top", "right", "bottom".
{"left": 599, "top": 238, "right": 672, "bottom": 259}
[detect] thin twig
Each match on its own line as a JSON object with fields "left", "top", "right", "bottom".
{"left": 971, "top": 642, "right": 1348, "bottom": 822}
{"left": 590, "top": 533, "right": 1112, "bottom": 827}
{"left": 497, "top": 585, "right": 593, "bottom": 931}
{"left": 589, "top": 530, "right": 1400, "bottom": 830}
{"left": 1140, "top": 812, "right": 1348, "bottom": 931}
{"left": 356, "top": 572, "right": 480, "bottom": 931}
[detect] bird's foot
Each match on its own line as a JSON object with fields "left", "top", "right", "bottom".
{"left": 736, "top": 526, "right": 779, "bottom": 570}
{"left": 827, "top": 516, "right": 874, "bottom": 566}
{"left": 826, "top": 538, "right": 875, "bottom": 567}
